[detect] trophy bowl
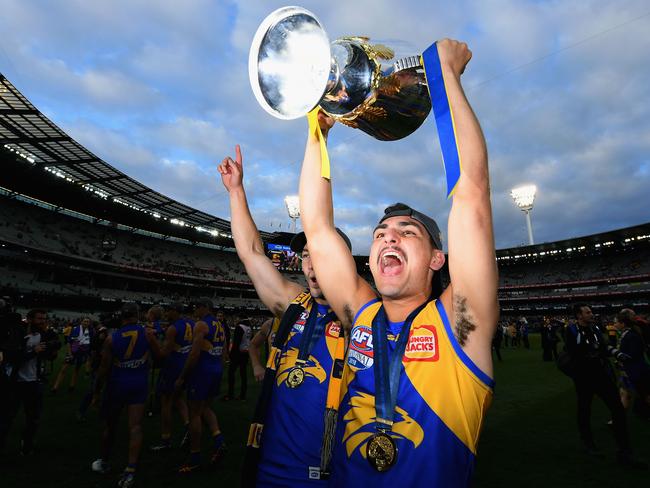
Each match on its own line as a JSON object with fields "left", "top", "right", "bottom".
{"left": 249, "top": 6, "right": 432, "bottom": 141}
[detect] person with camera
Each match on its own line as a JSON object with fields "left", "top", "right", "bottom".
{"left": 565, "top": 304, "right": 645, "bottom": 468}
{"left": 0, "top": 308, "right": 61, "bottom": 455}
{"left": 614, "top": 308, "right": 650, "bottom": 418}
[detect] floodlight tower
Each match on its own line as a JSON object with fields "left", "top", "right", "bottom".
{"left": 284, "top": 195, "right": 300, "bottom": 233}
{"left": 510, "top": 185, "right": 537, "bottom": 246}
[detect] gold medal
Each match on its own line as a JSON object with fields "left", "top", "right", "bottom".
{"left": 286, "top": 366, "right": 305, "bottom": 388}
{"left": 366, "top": 432, "right": 397, "bottom": 472}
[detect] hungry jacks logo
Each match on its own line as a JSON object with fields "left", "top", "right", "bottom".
{"left": 404, "top": 325, "right": 439, "bottom": 362}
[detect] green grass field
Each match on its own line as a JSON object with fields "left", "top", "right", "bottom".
{"left": 3, "top": 334, "right": 648, "bottom": 487}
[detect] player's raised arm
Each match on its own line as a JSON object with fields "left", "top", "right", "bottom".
{"left": 219, "top": 145, "right": 303, "bottom": 317}
{"left": 437, "top": 40, "right": 499, "bottom": 375}
{"left": 298, "top": 113, "right": 376, "bottom": 328}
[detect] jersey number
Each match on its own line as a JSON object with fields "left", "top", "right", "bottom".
{"left": 184, "top": 323, "right": 193, "bottom": 342}
{"left": 213, "top": 321, "right": 223, "bottom": 343}
{"left": 122, "top": 331, "right": 138, "bottom": 359}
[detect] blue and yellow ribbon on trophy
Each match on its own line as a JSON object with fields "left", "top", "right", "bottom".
{"left": 421, "top": 41, "right": 463, "bottom": 198}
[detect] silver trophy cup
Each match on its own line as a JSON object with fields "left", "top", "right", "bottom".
{"left": 249, "top": 6, "right": 431, "bottom": 141}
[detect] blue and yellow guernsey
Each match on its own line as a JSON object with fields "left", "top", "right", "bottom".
{"left": 257, "top": 294, "right": 341, "bottom": 487}
{"left": 331, "top": 299, "right": 494, "bottom": 487}
{"left": 198, "top": 314, "right": 226, "bottom": 372}
{"left": 169, "top": 317, "right": 195, "bottom": 366}
{"left": 109, "top": 323, "right": 150, "bottom": 383}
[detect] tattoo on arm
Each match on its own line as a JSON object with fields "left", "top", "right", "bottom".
{"left": 454, "top": 295, "right": 476, "bottom": 346}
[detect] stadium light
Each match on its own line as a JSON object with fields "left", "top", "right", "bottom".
{"left": 510, "top": 184, "right": 537, "bottom": 246}
{"left": 284, "top": 195, "right": 300, "bottom": 233}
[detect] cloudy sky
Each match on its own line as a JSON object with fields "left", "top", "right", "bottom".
{"left": 1, "top": 0, "right": 649, "bottom": 253}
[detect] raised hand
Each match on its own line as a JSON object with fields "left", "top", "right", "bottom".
{"left": 218, "top": 144, "right": 244, "bottom": 192}
{"left": 436, "top": 38, "right": 472, "bottom": 78}
{"left": 318, "top": 111, "right": 335, "bottom": 139}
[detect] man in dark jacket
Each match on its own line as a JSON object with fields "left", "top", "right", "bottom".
{"left": 565, "top": 304, "right": 644, "bottom": 468}
{"left": 1, "top": 299, "right": 25, "bottom": 388}
{"left": 615, "top": 309, "right": 650, "bottom": 418}
{"left": 0, "top": 309, "right": 61, "bottom": 455}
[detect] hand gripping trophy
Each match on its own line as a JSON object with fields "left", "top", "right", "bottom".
{"left": 250, "top": 6, "right": 463, "bottom": 196}
{"left": 249, "top": 6, "right": 432, "bottom": 142}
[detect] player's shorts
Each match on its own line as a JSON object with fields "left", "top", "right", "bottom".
{"left": 102, "top": 378, "right": 148, "bottom": 416}
{"left": 187, "top": 369, "right": 222, "bottom": 401}
{"left": 157, "top": 361, "right": 184, "bottom": 394}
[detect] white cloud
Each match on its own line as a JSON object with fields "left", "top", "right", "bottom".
{"left": 1, "top": 0, "right": 649, "bottom": 253}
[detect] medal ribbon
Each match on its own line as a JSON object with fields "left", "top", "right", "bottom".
{"left": 421, "top": 42, "right": 462, "bottom": 198}
{"left": 296, "top": 301, "right": 330, "bottom": 364}
{"left": 372, "top": 301, "right": 430, "bottom": 433}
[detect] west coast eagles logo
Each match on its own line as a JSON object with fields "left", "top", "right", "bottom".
{"left": 275, "top": 347, "right": 327, "bottom": 387}
{"left": 342, "top": 392, "right": 424, "bottom": 459}
{"left": 348, "top": 325, "right": 374, "bottom": 370}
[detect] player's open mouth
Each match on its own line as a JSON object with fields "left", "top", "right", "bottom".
{"left": 379, "top": 249, "right": 405, "bottom": 276}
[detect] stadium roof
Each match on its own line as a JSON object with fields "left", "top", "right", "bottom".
{"left": 0, "top": 73, "right": 275, "bottom": 240}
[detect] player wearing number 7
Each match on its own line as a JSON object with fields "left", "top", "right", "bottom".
{"left": 92, "top": 303, "right": 162, "bottom": 488}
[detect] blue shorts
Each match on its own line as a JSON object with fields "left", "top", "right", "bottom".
{"left": 187, "top": 369, "right": 222, "bottom": 401}
{"left": 103, "top": 378, "right": 147, "bottom": 416}
{"left": 158, "top": 361, "right": 184, "bottom": 394}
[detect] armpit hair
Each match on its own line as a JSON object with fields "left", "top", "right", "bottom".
{"left": 343, "top": 304, "right": 355, "bottom": 329}
{"left": 453, "top": 294, "right": 476, "bottom": 346}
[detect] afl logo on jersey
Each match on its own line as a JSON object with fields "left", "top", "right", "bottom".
{"left": 404, "top": 325, "right": 439, "bottom": 362}
{"left": 292, "top": 310, "right": 309, "bottom": 334}
{"left": 348, "top": 325, "right": 374, "bottom": 370}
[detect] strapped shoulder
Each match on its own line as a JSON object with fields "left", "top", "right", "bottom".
{"left": 290, "top": 290, "right": 312, "bottom": 308}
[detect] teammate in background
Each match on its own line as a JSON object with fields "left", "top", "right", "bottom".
{"left": 146, "top": 306, "right": 165, "bottom": 341}
{"left": 216, "top": 310, "right": 231, "bottom": 349}
{"left": 77, "top": 323, "right": 109, "bottom": 421}
{"left": 145, "top": 305, "right": 165, "bottom": 417}
{"left": 225, "top": 317, "right": 251, "bottom": 401}
{"left": 299, "top": 40, "right": 498, "bottom": 486}
{"left": 219, "top": 145, "right": 348, "bottom": 485}
{"left": 150, "top": 302, "right": 193, "bottom": 451}
{"left": 52, "top": 317, "right": 92, "bottom": 393}
{"left": 175, "top": 298, "right": 228, "bottom": 473}
{"left": 249, "top": 317, "right": 278, "bottom": 382}
{"left": 91, "top": 303, "right": 161, "bottom": 488}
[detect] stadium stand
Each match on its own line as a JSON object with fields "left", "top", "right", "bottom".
{"left": 1, "top": 71, "right": 648, "bottom": 321}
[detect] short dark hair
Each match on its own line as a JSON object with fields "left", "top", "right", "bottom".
{"left": 27, "top": 309, "right": 47, "bottom": 320}
{"left": 617, "top": 308, "right": 635, "bottom": 327}
{"left": 120, "top": 302, "right": 140, "bottom": 321}
{"left": 571, "top": 303, "right": 589, "bottom": 319}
